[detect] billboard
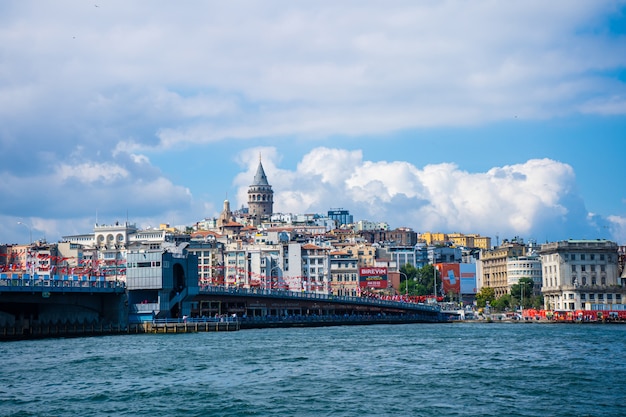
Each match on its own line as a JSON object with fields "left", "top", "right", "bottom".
{"left": 359, "top": 267, "right": 388, "bottom": 289}
{"left": 437, "top": 263, "right": 461, "bottom": 295}
{"left": 460, "top": 263, "right": 477, "bottom": 295}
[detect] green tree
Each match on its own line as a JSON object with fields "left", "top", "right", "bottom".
{"left": 397, "top": 264, "right": 441, "bottom": 296}
{"left": 475, "top": 287, "right": 495, "bottom": 308}
{"left": 510, "top": 277, "right": 534, "bottom": 309}
{"left": 415, "top": 264, "right": 438, "bottom": 296}
{"left": 399, "top": 264, "right": 418, "bottom": 294}
{"left": 492, "top": 294, "right": 512, "bottom": 311}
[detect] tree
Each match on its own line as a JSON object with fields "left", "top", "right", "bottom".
{"left": 492, "top": 294, "right": 512, "bottom": 311}
{"left": 398, "top": 263, "right": 416, "bottom": 294}
{"left": 475, "top": 287, "right": 495, "bottom": 308}
{"left": 511, "top": 277, "right": 534, "bottom": 309}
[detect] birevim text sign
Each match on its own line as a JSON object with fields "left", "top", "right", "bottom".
{"left": 359, "top": 267, "right": 388, "bottom": 289}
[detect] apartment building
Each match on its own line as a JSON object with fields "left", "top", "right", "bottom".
{"left": 479, "top": 241, "right": 527, "bottom": 297}
{"left": 329, "top": 250, "right": 359, "bottom": 296}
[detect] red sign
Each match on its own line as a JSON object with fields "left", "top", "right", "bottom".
{"left": 359, "top": 267, "right": 388, "bottom": 289}
{"left": 437, "top": 263, "right": 461, "bottom": 294}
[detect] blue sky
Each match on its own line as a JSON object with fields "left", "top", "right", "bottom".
{"left": 1, "top": 1, "right": 626, "bottom": 245}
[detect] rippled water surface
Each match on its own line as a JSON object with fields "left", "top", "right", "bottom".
{"left": 1, "top": 323, "right": 625, "bottom": 417}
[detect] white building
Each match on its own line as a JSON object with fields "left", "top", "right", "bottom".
{"left": 506, "top": 255, "right": 542, "bottom": 296}
{"left": 540, "top": 239, "right": 625, "bottom": 311}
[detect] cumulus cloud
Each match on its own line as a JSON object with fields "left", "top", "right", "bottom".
{"left": 236, "top": 147, "right": 618, "bottom": 242}
{"left": 1, "top": 1, "right": 624, "bottom": 244}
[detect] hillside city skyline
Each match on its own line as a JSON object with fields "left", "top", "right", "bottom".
{"left": 6, "top": 155, "right": 624, "bottom": 248}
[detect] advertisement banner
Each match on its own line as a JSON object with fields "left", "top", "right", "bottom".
{"left": 359, "top": 267, "right": 388, "bottom": 289}
{"left": 460, "top": 263, "right": 477, "bottom": 295}
{"left": 437, "top": 263, "right": 461, "bottom": 295}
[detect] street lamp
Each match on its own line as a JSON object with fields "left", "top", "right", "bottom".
{"left": 399, "top": 271, "right": 408, "bottom": 296}
{"left": 17, "top": 221, "right": 32, "bottom": 244}
{"left": 433, "top": 266, "right": 436, "bottom": 297}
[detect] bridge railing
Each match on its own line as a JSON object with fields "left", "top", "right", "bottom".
{"left": 0, "top": 274, "right": 125, "bottom": 293}
{"left": 198, "top": 285, "right": 440, "bottom": 312}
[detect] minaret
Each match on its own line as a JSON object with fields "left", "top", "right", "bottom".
{"left": 247, "top": 155, "right": 274, "bottom": 223}
{"left": 217, "top": 197, "right": 233, "bottom": 228}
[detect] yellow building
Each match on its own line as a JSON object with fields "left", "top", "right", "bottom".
{"left": 479, "top": 242, "right": 527, "bottom": 297}
{"left": 419, "top": 232, "right": 447, "bottom": 246}
{"left": 342, "top": 243, "right": 376, "bottom": 268}
{"left": 448, "top": 233, "right": 475, "bottom": 248}
{"left": 468, "top": 234, "right": 492, "bottom": 250}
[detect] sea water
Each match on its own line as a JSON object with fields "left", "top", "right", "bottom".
{"left": 1, "top": 322, "right": 624, "bottom": 417}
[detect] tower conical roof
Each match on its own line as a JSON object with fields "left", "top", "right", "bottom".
{"left": 252, "top": 160, "right": 269, "bottom": 186}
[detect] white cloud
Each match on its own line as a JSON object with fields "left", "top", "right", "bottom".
{"left": 607, "top": 215, "right": 626, "bottom": 244}
{"left": 1, "top": 1, "right": 624, "bottom": 244}
{"left": 56, "top": 162, "right": 129, "bottom": 184}
{"left": 236, "top": 147, "right": 607, "bottom": 240}
{"left": 2, "top": 1, "right": 624, "bottom": 153}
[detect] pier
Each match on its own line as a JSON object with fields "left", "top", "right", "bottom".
{"left": 147, "top": 317, "right": 240, "bottom": 333}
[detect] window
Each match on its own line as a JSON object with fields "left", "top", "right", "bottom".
{"left": 571, "top": 254, "right": 576, "bottom": 261}
{"left": 598, "top": 294, "right": 604, "bottom": 300}
{"left": 600, "top": 254, "right": 605, "bottom": 261}
{"left": 581, "top": 265, "right": 586, "bottom": 272}
{"left": 601, "top": 265, "right": 606, "bottom": 272}
{"left": 601, "top": 277, "right": 606, "bottom": 285}
{"left": 589, "top": 294, "right": 595, "bottom": 300}
{"left": 592, "top": 277, "right": 597, "bottom": 285}
{"left": 581, "top": 254, "right": 585, "bottom": 261}
{"left": 590, "top": 254, "right": 595, "bottom": 260}
{"left": 607, "top": 294, "right": 613, "bottom": 300}
{"left": 581, "top": 294, "right": 586, "bottom": 300}
{"left": 569, "top": 293, "right": 574, "bottom": 299}
{"left": 591, "top": 265, "right": 596, "bottom": 272}
{"left": 582, "top": 277, "right": 587, "bottom": 285}
{"left": 571, "top": 265, "right": 576, "bottom": 273}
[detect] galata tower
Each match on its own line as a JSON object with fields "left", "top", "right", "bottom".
{"left": 247, "top": 157, "right": 274, "bottom": 221}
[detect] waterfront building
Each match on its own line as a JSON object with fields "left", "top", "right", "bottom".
{"left": 478, "top": 241, "right": 527, "bottom": 297}
{"left": 2, "top": 242, "right": 58, "bottom": 278}
{"left": 301, "top": 243, "right": 330, "bottom": 293}
{"left": 329, "top": 250, "right": 359, "bottom": 296}
{"left": 126, "top": 241, "right": 199, "bottom": 322}
{"left": 540, "top": 239, "right": 625, "bottom": 311}
{"left": 187, "top": 240, "right": 225, "bottom": 286}
{"left": 247, "top": 158, "right": 274, "bottom": 225}
{"left": 506, "top": 255, "right": 542, "bottom": 296}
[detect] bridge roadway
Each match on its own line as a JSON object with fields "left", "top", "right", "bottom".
{"left": 195, "top": 285, "right": 456, "bottom": 325}
{"left": 0, "top": 276, "right": 457, "bottom": 340}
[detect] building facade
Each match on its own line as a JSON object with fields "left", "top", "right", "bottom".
{"left": 540, "top": 239, "right": 625, "bottom": 311}
{"left": 478, "top": 242, "right": 527, "bottom": 297}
